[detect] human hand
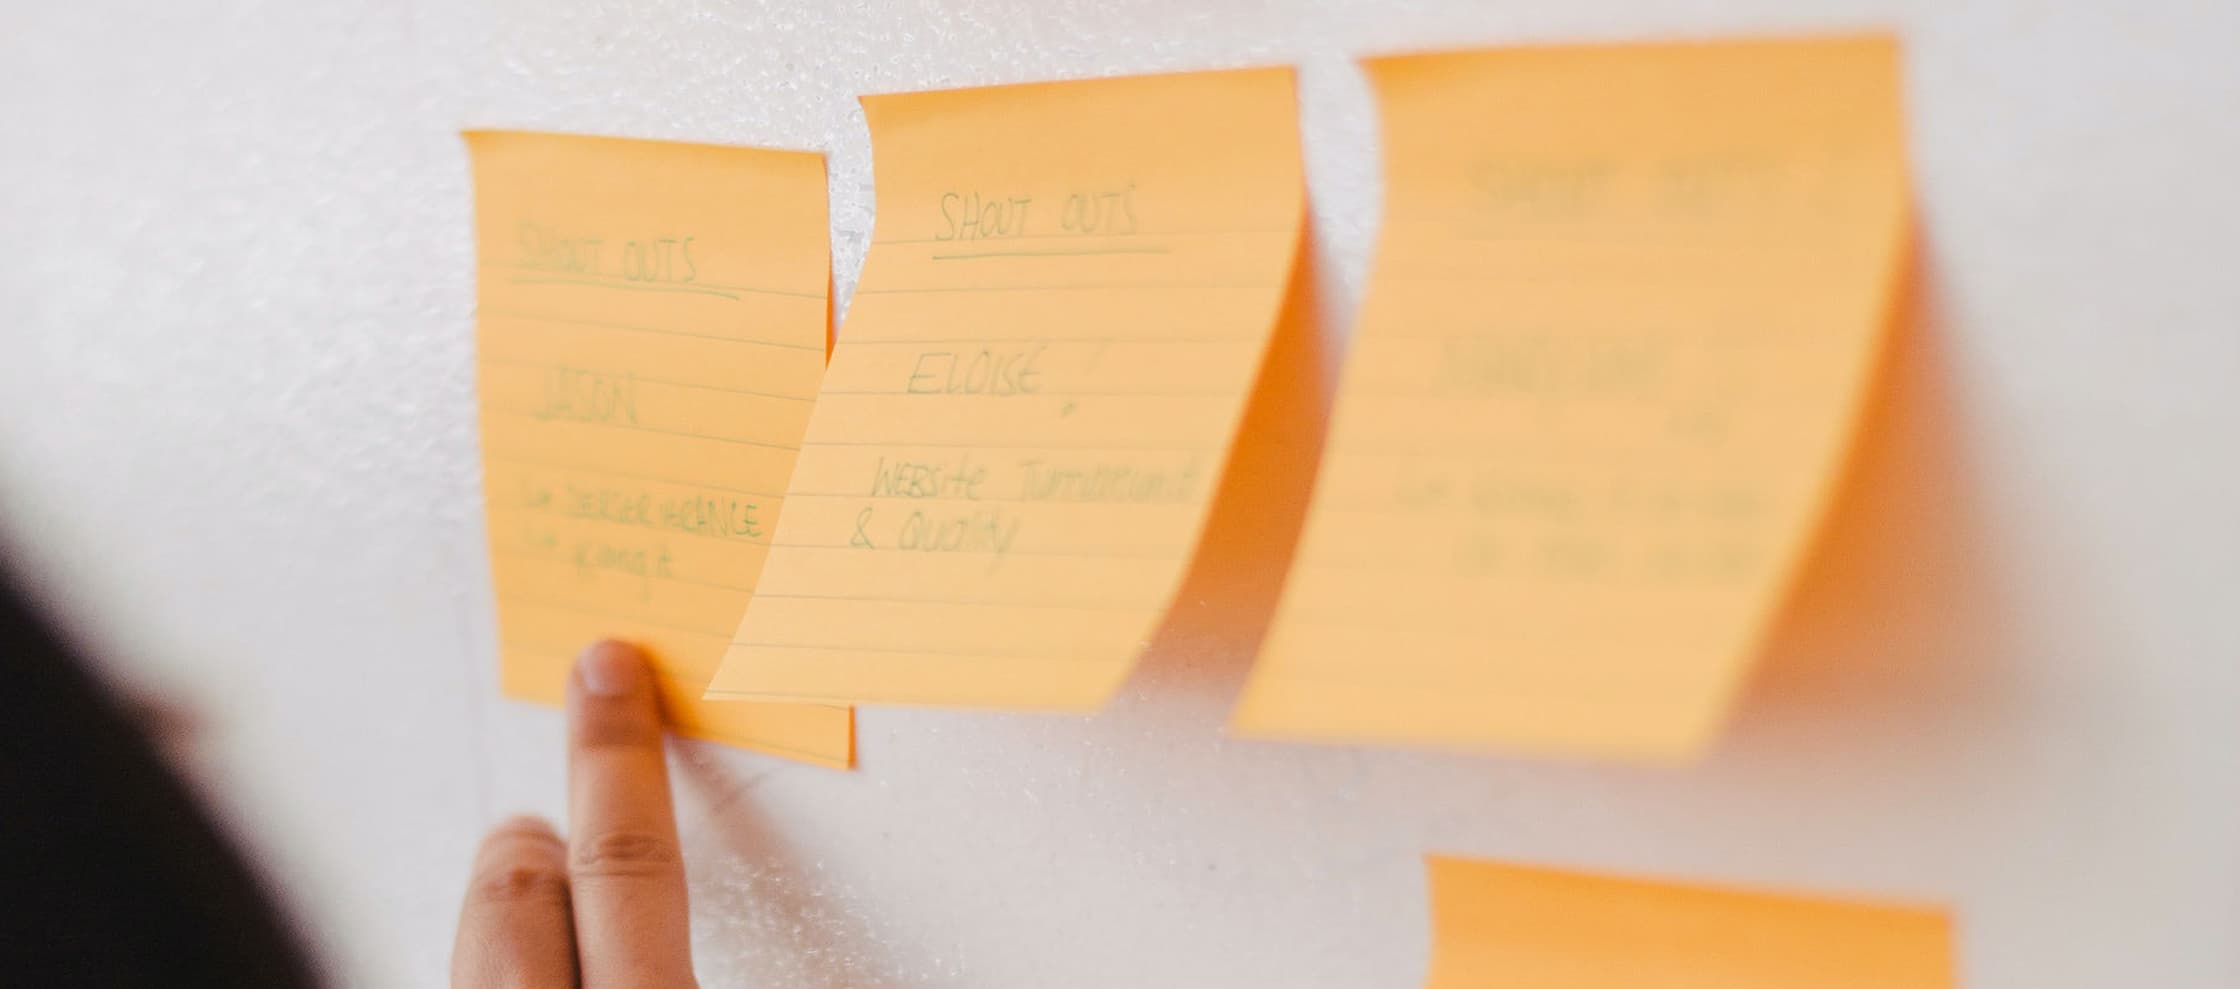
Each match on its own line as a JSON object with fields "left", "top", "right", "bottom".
{"left": 452, "top": 641, "right": 697, "bottom": 987}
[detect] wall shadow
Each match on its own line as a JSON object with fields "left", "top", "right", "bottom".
{"left": 1111, "top": 221, "right": 1339, "bottom": 715}
{"left": 1716, "top": 238, "right": 2022, "bottom": 765}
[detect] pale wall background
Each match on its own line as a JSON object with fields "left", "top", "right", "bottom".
{"left": 3, "top": 1, "right": 2236, "bottom": 986}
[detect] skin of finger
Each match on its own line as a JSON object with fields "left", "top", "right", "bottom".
{"left": 453, "top": 817, "right": 579, "bottom": 989}
{"left": 567, "top": 642, "right": 697, "bottom": 988}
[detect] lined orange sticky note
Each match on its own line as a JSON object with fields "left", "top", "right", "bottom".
{"left": 467, "top": 130, "right": 851, "bottom": 767}
{"left": 704, "top": 69, "right": 1305, "bottom": 709}
{"left": 1422, "top": 856, "right": 1954, "bottom": 988}
{"left": 1235, "top": 36, "right": 1910, "bottom": 760}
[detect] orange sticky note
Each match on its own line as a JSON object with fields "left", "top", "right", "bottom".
{"left": 1422, "top": 856, "right": 1954, "bottom": 987}
{"left": 704, "top": 69, "right": 1305, "bottom": 709}
{"left": 1235, "top": 36, "right": 1910, "bottom": 760}
{"left": 467, "top": 130, "right": 852, "bottom": 767}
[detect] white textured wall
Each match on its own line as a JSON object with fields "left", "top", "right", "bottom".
{"left": 4, "top": 1, "right": 2237, "bottom": 986}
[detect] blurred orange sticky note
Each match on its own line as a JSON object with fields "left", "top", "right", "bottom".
{"left": 1422, "top": 856, "right": 1954, "bottom": 988}
{"left": 467, "top": 130, "right": 852, "bottom": 767}
{"left": 1235, "top": 36, "right": 1910, "bottom": 760}
{"left": 704, "top": 69, "right": 1305, "bottom": 710}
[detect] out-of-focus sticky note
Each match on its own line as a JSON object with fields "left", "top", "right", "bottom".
{"left": 1235, "top": 36, "right": 1910, "bottom": 760}
{"left": 466, "top": 130, "right": 851, "bottom": 767}
{"left": 704, "top": 69, "right": 1305, "bottom": 709}
{"left": 1422, "top": 856, "right": 1954, "bottom": 988}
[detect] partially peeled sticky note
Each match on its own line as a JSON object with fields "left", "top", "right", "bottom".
{"left": 705, "top": 68, "right": 1306, "bottom": 710}
{"left": 1236, "top": 36, "right": 1910, "bottom": 760}
{"left": 467, "top": 130, "right": 851, "bottom": 767}
{"left": 1422, "top": 856, "right": 1953, "bottom": 988}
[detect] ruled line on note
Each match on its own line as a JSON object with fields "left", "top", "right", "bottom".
{"left": 765, "top": 541, "right": 1188, "bottom": 561}
{"left": 1279, "top": 557, "right": 1486, "bottom": 577}
{"left": 487, "top": 509, "right": 773, "bottom": 546}
{"left": 819, "top": 389, "right": 1245, "bottom": 400}
{"left": 1300, "top": 502, "right": 1506, "bottom": 517}
{"left": 481, "top": 407, "right": 803, "bottom": 452}
{"left": 1313, "top": 445, "right": 1514, "bottom": 460}
{"left": 482, "top": 455, "right": 790, "bottom": 500}
{"left": 704, "top": 682, "right": 1108, "bottom": 707}
{"left": 781, "top": 491, "right": 1201, "bottom": 508}
{"left": 478, "top": 307, "right": 825, "bottom": 351}
{"left": 496, "top": 593, "right": 736, "bottom": 639}
{"left": 489, "top": 546, "right": 761, "bottom": 591}
{"left": 835, "top": 334, "right": 1259, "bottom": 345}
{"left": 488, "top": 262, "right": 825, "bottom": 300}
{"left": 803, "top": 439, "right": 1216, "bottom": 452}
{"left": 478, "top": 356, "right": 818, "bottom": 403}
{"left": 811, "top": 388, "right": 1235, "bottom": 398}
{"left": 855, "top": 281, "right": 1265, "bottom": 296}
{"left": 1263, "top": 614, "right": 1604, "bottom": 637}
{"left": 752, "top": 591, "right": 1154, "bottom": 611}
{"left": 722, "top": 639, "right": 1115, "bottom": 663}
{"left": 508, "top": 275, "right": 745, "bottom": 300}
{"left": 873, "top": 227, "right": 1293, "bottom": 245}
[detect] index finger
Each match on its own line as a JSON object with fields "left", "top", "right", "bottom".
{"left": 566, "top": 641, "right": 696, "bottom": 988}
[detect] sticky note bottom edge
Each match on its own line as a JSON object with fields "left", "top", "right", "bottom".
{"left": 1229, "top": 671, "right": 1722, "bottom": 764}
{"left": 702, "top": 652, "right": 1132, "bottom": 713}
{"left": 502, "top": 667, "right": 854, "bottom": 769}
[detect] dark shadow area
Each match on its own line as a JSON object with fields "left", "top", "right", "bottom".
{"left": 1717, "top": 238, "right": 2022, "bottom": 763}
{"left": 1113, "top": 221, "right": 1340, "bottom": 714}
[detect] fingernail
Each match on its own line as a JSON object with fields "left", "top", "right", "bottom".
{"left": 578, "top": 641, "right": 643, "bottom": 697}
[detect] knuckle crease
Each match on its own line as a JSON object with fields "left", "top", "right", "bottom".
{"left": 572, "top": 830, "right": 682, "bottom": 878}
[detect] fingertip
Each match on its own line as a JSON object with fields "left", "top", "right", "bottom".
{"left": 456, "top": 819, "right": 578, "bottom": 988}
{"left": 569, "top": 640, "right": 665, "bottom": 751}
{"left": 476, "top": 815, "right": 564, "bottom": 862}
{"left": 576, "top": 640, "right": 648, "bottom": 698}
{"left": 489, "top": 815, "right": 558, "bottom": 841}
